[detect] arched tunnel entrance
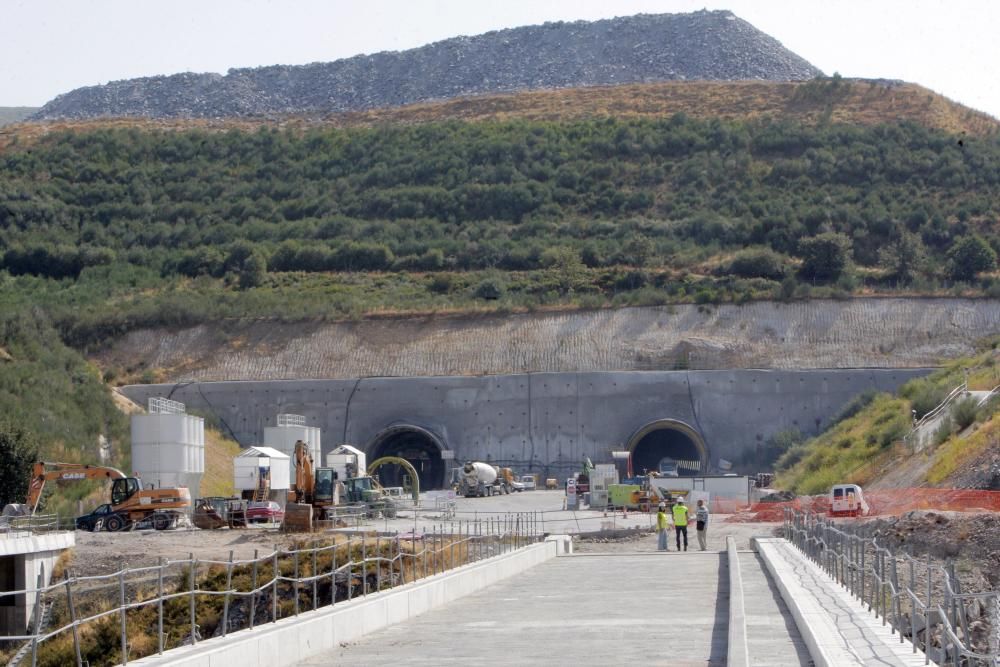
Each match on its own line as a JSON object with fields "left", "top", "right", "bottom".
{"left": 367, "top": 425, "right": 447, "bottom": 491}
{"left": 626, "top": 419, "right": 709, "bottom": 477}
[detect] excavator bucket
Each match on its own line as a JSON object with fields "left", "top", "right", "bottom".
{"left": 192, "top": 502, "right": 227, "bottom": 530}
{"left": 283, "top": 502, "right": 313, "bottom": 532}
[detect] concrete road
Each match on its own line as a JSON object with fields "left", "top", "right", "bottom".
{"left": 739, "top": 551, "right": 812, "bottom": 666}
{"left": 299, "top": 552, "right": 729, "bottom": 666}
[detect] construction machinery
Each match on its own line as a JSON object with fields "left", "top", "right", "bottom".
{"left": 284, "top": 441, "right": 402, "bottom": 531}
{"left": 456, "top": 461, "right": 511, "bottom": 497}
{"left": 14, "top": 462, "right": 190, "bottom": 531}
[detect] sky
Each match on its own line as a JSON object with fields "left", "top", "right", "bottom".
{"left": 2, "top": 0, "right": 999, "bottom": 118}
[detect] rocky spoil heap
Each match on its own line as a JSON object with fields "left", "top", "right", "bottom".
{"left": 33, "top": 11, "right": 821, "bottom": 120}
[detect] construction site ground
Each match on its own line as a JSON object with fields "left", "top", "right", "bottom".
{"left": 68, "top": 490, "right": 776, "bottom": 576}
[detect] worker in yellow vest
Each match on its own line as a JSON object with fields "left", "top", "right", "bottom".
{"left": 672, "top": 498, "right": 690, "bottom": 551}
{"left": 656, "top": 503, "right": 669, "bottom": 551}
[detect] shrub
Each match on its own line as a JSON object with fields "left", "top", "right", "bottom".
{"left": 473, "top": 278, "right": 505, "bottom": 300}
{"left": 951, "top": 396, "right": 979, "bottom": 431}
{"left": 726, "top": 247, "right": 788, "bottom": 280}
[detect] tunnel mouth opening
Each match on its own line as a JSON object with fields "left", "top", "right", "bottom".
{"left": 368, "top": 426, "right": 446, "bottom": 491}
{"left": 627, "top": 420, "right": 708, "bottom": 477}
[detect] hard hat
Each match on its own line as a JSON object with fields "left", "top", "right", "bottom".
{"left": 677, "top": 498, "right": 684, "bottom": 504}
{"left": 658, "top": 503, "right": 666, "bottom": 509}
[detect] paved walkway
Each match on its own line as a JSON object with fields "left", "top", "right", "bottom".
{"left": 300, "top": 552, "right": 729, "bottom": 666}
{"left": 757, "top": 538, "right": 928, "bottom": 667}
{"left": 738, "top": 551, "right": 812, "bottom": 666}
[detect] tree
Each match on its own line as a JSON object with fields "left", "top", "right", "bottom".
{"left": 879, "top": 230, "right": 926, "bottom": 284}
{"left": 619, "top": 234, "right": 655, "bottom": 268}
{"left": 947, "top": 235, "right": 997, "bottom": 282}
{"left": 0, "top": 421, "right": 39, "bottom": 507}
{"left": 798, "top": 232, "right": 852, "bottom": 282}
{"left": 238, "top": 253, "right": 267, "bottom": 290}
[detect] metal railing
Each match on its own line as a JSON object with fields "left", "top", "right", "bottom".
{"left": 904, "top": 381, "right": 968, "bottom": 452}
{"left": 0, "top": 513, "right": 67, "bottom": 536}
{"left": 0, "top": 513, "right": 543, "bottom": 666}
{"left": 784, "top": 509, "right": 1000, "bottom": 666}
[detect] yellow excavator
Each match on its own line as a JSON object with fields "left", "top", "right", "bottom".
{"left": 22, "top": 462, "right": 191, "bottom": 532}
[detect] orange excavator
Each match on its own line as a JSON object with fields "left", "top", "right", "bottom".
{"left": 23, "top": 462, "right": 191, "bottom": 532}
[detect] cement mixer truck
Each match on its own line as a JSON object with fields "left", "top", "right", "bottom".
{"left": 457, "top": 461, "right": 510, "bottom": 497}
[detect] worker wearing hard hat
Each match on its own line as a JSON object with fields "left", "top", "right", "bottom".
{"left": 672, "top": 498, "right": 690, "bottom": 551}
{"left": 656, "top": 503, "right": 669, "bottom": 551}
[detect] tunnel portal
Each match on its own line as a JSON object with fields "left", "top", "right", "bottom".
{"left": 627, "top": 419, "right": 708, "bottom": 476}
{"left": 368, "top": 426, "right": 447, "bottom": 491}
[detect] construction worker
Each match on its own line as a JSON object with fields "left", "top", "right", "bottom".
{"left": 672, "top": 498, "right": 689, "bottom": 551}
{"left": 656, "top": 502, "right": 669, "bottom": 551}
{"left": 695, "top": 498, "right": 709, "bottom": 551}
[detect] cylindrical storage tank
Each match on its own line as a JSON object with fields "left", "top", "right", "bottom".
{"left": 464, "top": 462, "right": 497, "bottom": 484}
{"left": 131, "top": 399, "right": 204, "bottom": 500}
{"left": 263, "top": 414, "right": 321, "bottom": 482}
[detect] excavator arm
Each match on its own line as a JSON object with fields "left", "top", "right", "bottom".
{"left": 292, "top": 440, "right": 315, "bottom": 502}
{"left": 27, "top": 462, "right": 126, "bottom": 514}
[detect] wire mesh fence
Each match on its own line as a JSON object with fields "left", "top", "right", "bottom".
{"left": 784, "top": 508, "right": 1000, "bottom": 666}
{"left": 0, "top": 512, "right": 544, "bottom": 667}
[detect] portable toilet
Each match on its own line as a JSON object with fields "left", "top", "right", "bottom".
{"left": 262, "top": 414, "right": 321, "bottom": 483}
{"left": 131, "top": 398, "right": 204, "bottom": 499}
{"left": 234, "top": 446, "right": 291, "bottom": 505}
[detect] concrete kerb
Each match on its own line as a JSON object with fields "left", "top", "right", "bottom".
{"left": 726, "top": 535, "right": 749, "bottom": 667}
{"left": 127, "top": 538, "right": 565, "bottom": 667}
{"left": 753, "top": 537, "right": 859, "bottom": 667}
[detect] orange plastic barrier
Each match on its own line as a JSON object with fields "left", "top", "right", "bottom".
{"left": 725, "top": 489, "right": 1000, "bottom": 523}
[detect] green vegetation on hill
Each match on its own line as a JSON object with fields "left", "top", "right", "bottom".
{"left": 2, "top": 116, "right": 1000, "bottom": 290}
{"left": 775, "top": 345, "right": 1000, "bottom": 493}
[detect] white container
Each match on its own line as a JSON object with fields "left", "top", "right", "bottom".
{"left": 263, "top": 414, "right": 321, "bottom": 482}
{"left": 131, "top": 410, "right": 205, "bottom": 499}
{"left": 234, "top": 446, "right": 291, "bottom": 492}
{"left": 326, "top": 444, "right": 366, "bottom": 479}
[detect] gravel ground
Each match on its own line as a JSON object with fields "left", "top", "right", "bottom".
{"left": 66, "top": 490, "right": 780, "bottom": 575}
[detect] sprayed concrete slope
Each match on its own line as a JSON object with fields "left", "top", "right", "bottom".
{"left": 100, "top": 298, "right": 1000, "bottom": 382}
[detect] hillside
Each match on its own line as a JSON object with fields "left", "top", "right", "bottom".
{"left": 8, "top": 79, "right": 997, "bottom": 150}
{"left": 0, "top": 107, "right": 38, "bottom": 126}
{"left": 32, "top": 10, "right": 820, "bottom": 120}
{"left": 775, "top": 347, "right": 1000, "bottom": 493}
{"left": 93, "top": 298, "right": 1000, "bottom": 382}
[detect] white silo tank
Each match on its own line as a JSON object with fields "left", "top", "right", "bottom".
{"left": 130, "top": 397, "right": 205, "bottom": 500}
{"left": 263, "top": 414, "right": 321, "bottom": 481}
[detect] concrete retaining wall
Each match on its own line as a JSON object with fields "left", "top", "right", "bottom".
{"left": 123, "top": 368, "right": 927, "bottom": 478}
{"left": 129, "top": 538, "right": 564, "bottom": 667}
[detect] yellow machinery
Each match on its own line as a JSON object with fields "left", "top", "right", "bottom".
{"left": 25, "top": 461, "right": 190, "bottom": 531}
{"left": 367, "top": 456, "right": 420, "bottom": 503}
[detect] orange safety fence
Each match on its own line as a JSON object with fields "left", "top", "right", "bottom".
{"left": 724, "top": 488, "right": 1000, "bottom": 523}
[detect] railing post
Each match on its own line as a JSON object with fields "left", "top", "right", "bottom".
{"left": 293, "top": 549, "right": 300, "bottom": 616}
{"left": 119, "top": 568, "right": 128, "bottom": 663}
{"left": 64, "top": 572, "right": 82, "bottom": 667}
{"left": 376, "top": 535, "right": 382, "bottom": 592}
{"left": 362, "top": 532, "right": 367, "bottom": 596}
{"left": 272, "top": 549, "right": 279, "bottom": 621}
{"left": 157, "top": 558, "right": 164, "bottom": 655}
{"left": 347, "top": 535, "right": 353, "bottom": 601}
{"left": 222, "top": 551, "right": 234, "bottom": 637}
{"left": 312, "top": 544, "right": 319, "bottom": 609}
{"left": 30, "top": 569, "right": 43, "bottom": 667}
{"left": 331, "top": 541, "right": 337, "bottom": 606}
{"left": 250, "top": 550, "right": 258, "bottom": 629}
{"left": 189, "top": 555, "right": 197, "bottom": 645}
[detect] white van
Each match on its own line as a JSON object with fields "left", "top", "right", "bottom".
{"left": 829, "top": 484, "right": 869, "bottom": 517}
